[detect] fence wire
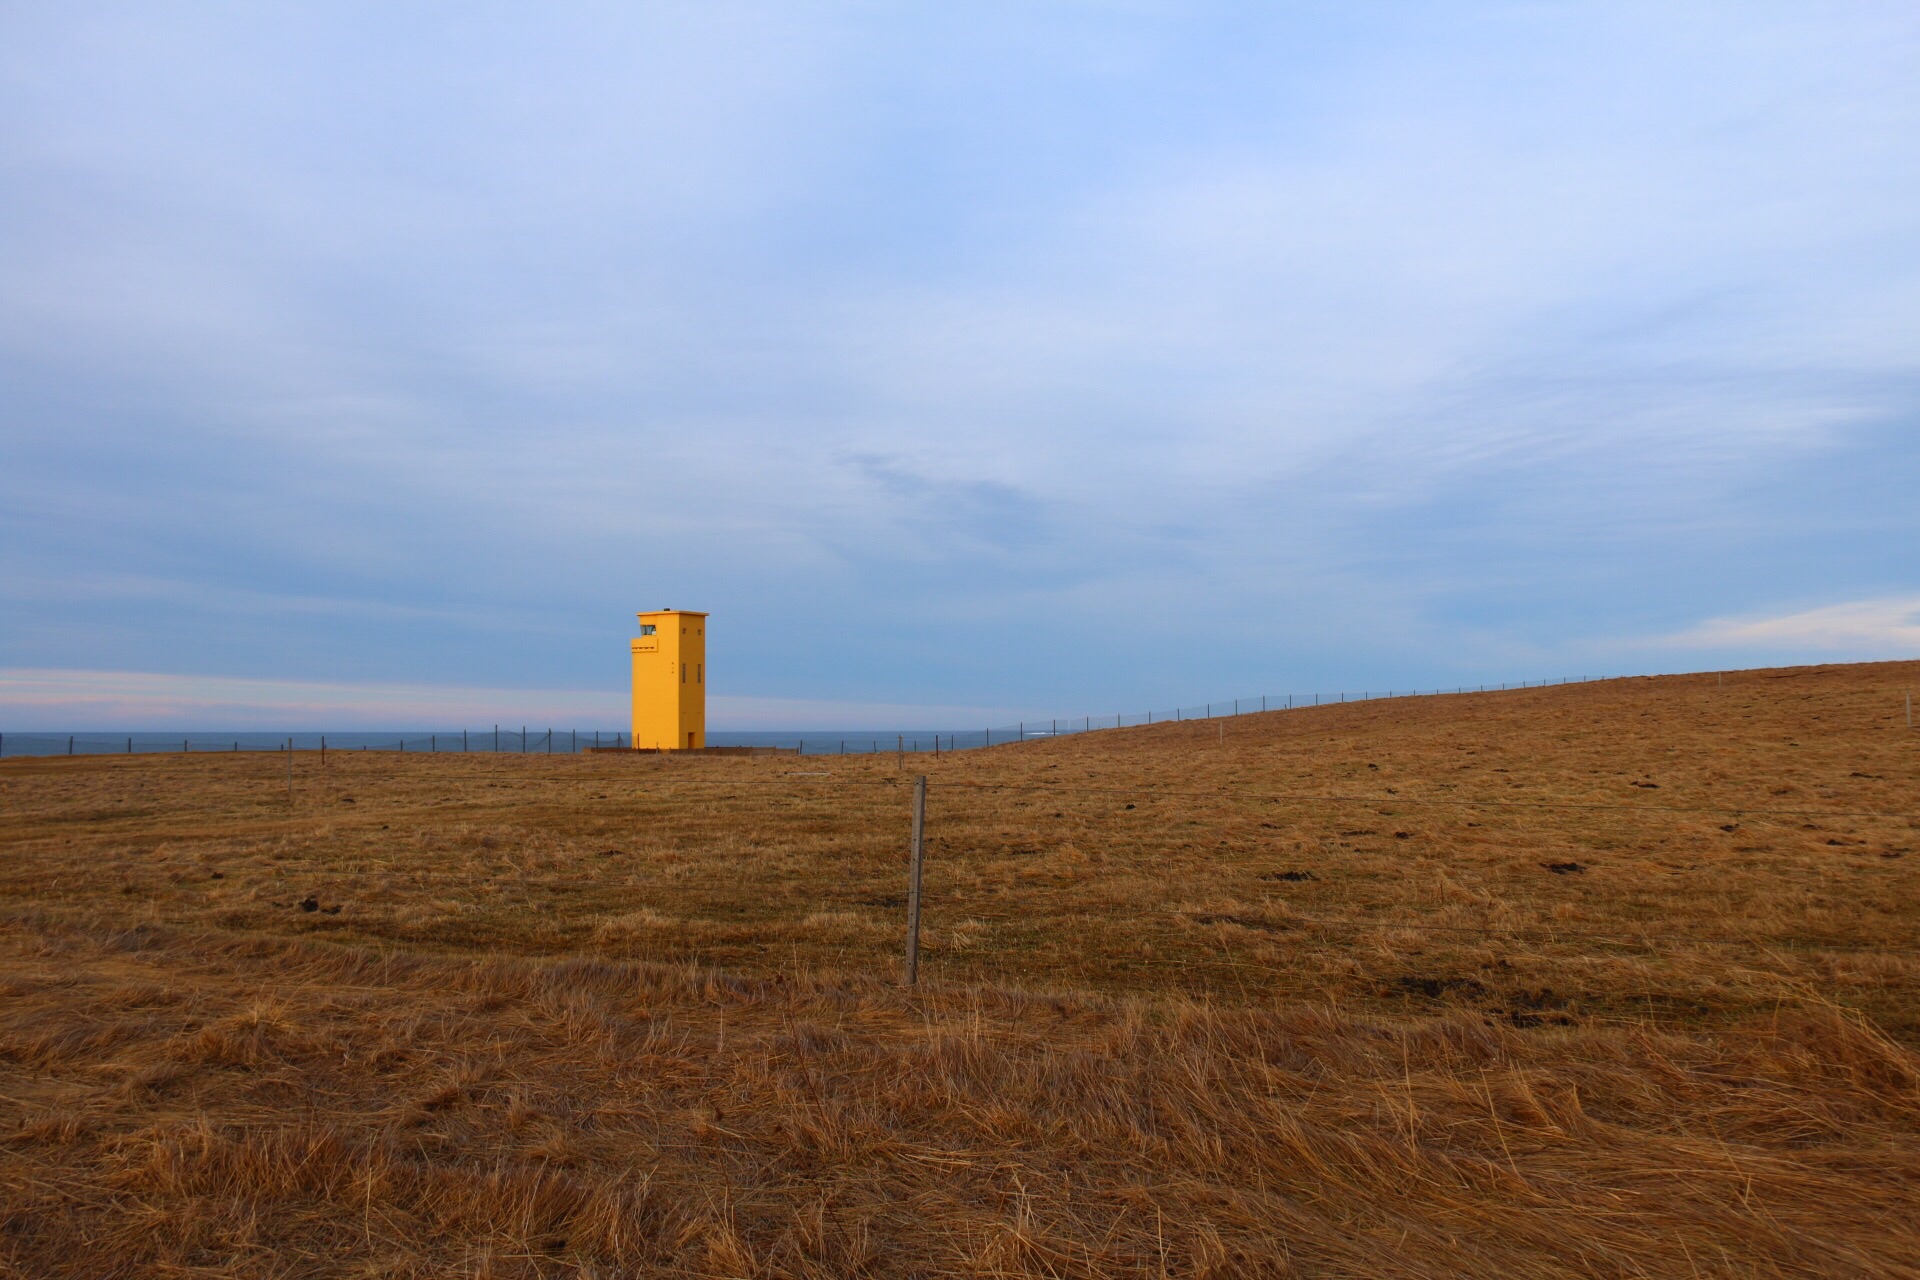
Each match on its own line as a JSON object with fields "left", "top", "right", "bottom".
{"left": 0, "top": 673, "right": 1642, "bottom": 759}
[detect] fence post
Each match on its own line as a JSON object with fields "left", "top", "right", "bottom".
{"left": 522, "top": 726, "right": 527, "bottom": 754}
{"left": 68, "top": 735, "right": 73, "bottom": 756}
{"left": 897, "top": 735, "right": 903, "bottom": 771}
{"left": 321, "top": 736, "right": 326, "bottom": 765}
{"left": 904, "top": 775, "right": 926, "bottom": 986}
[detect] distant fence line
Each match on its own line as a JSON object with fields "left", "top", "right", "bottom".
{"left": 0, "top": 728, "right": 629, "bottom": 758}
{"left": 0, "top": 675, "right": 1621, "bottom": 759}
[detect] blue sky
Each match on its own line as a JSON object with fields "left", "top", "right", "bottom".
{"left": 3, "top": 2, "right": 1917, "bottom": 730}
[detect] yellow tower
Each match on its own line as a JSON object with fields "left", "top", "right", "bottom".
{"left": 630, "top": 609, "right": 707, "bottom": 750}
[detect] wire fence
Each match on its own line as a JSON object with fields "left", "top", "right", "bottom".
{"left": 0, "top": 674, "right": 1623, "bottom": 758}
{"left": 0, "top": 728, "right": 631, "bottom": 758}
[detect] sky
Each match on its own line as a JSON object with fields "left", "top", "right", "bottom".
{"left": 2, "top": 2, "right": 1917, "bottom": 730}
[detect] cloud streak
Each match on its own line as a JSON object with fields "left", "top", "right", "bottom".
{"left": 0, "top": 668, "right": 1028, "bottom": 732}
{"left": 1661, "top": 598, "right": 1920, "bottom": 657}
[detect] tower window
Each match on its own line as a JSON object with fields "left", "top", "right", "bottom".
{"left": 639, "top": 624, "right": 656, "bottom": 635}
{"left": 697, "top": 663, "right": 703, "bottom": 684}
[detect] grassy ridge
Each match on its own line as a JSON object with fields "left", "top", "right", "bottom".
{"left": 3, "top": 661, "right": 1918, "bottom": 1275}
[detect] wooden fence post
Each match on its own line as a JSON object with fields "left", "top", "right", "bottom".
{"left": 904, "top": 775, "right": 926, "bottom": 986}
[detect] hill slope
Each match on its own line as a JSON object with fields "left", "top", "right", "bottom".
{"left": 3, "top": 661, "right": 1918, "bottom": 1276}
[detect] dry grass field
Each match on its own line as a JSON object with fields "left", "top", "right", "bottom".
{"left": 3, "top": 661, "right": 1918, "bottom": 1277}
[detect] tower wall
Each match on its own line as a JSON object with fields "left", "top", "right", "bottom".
{"left": 630, "top": 610, "right": 706, "bottom": 750}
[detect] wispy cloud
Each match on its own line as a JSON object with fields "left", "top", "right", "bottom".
{"left": 1661, "top": 597, "right": 1920, "bottom": 656}
{"left": 0, "top": 669, "right": 1023, "bottom": 732}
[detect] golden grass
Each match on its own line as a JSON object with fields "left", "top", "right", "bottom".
{"left": 3, "top": 661, "right": 1919, "bottom": 1275}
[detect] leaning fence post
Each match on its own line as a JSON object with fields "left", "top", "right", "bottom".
{"left": 904, "top": 775, "right": 926, "bottom": 986}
